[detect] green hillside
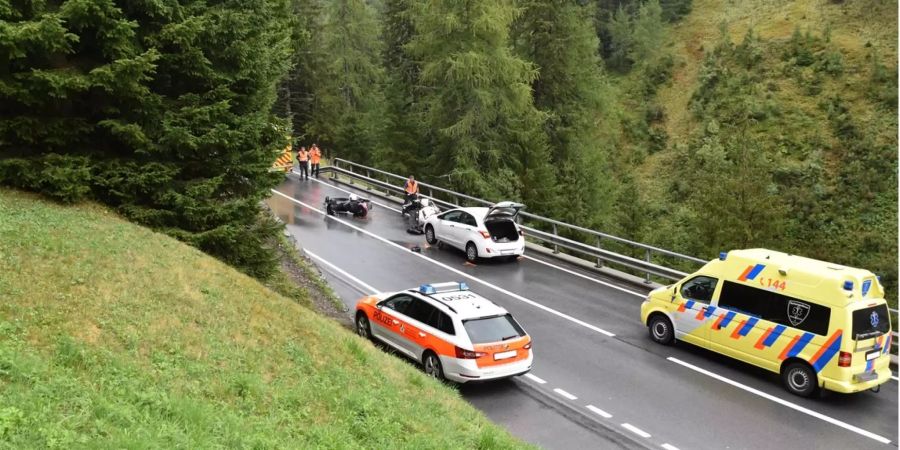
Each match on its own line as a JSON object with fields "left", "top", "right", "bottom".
{"left": 0, "top": 189, "right": 525, "bottom": 449}
{"left": 613, "top": 0, "right": 898, "bottom": 301}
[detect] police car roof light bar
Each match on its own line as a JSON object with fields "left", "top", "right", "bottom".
{"left": 419, "top": 282, "right": 469, "bottom": 295}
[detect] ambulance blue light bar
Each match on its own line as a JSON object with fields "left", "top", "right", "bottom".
{"left": 719, "top": 251, "right": 728, "bottom": 261}
{"left": 419, "top": 282, "right": 469, "bottom": 295}
{"left": 842, "top": 281, "right": 854, "bottom": 291}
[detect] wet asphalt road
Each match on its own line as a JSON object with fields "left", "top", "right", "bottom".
{"left": 268, "top": 174, "right": 898, "bottom": 450}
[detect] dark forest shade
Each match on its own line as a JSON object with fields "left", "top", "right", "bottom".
{"left": 1, "top": 0, "right": 293, "bottom": 278}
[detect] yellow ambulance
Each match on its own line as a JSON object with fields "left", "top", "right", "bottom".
{"left": 640, "top": 249, "right": 893, "bottom": 397}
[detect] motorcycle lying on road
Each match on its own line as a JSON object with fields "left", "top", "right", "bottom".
{"left": 324, "top": 194, "right": 373, "bottom": 218}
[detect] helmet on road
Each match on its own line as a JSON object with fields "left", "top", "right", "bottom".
{"left": 349, "top": 194, "right": 359, "bottom": 201}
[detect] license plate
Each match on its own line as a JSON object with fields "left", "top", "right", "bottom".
{"left": 494, "top": 350, "right": 517, "bottom": 360}
{"left": 866, "top": 350, "right": 880, "bottom": 361}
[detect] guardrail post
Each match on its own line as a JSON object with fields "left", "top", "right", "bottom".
{"left": 644, "top": 249, "right": 652, "bottom": 284}
{"left": 552, "top": 224, "right": 559, "bottom": 254}
{"left": 595, "top": 236, "right": 603, "bottom": 268}
{"left": 330, "top": 160, "right": 337, "bottom": 180}
{"left": 365, "top": 170, "right": 372, "bottom": 191}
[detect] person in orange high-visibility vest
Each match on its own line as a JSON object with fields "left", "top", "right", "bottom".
{"left": 310, "top": 144, "right": 322, "bottom": 178}
{"left": 403, "top": 175, "right": 419, "bottom": 204}
{"left": 296, "top": 146, "right": 309, "bottom": 180}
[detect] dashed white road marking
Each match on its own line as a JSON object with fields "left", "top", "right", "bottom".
{"left": 667, "top": 357, "right": 892, "bottom": 445}
{"left": 553, "top": 388, "right": 578, "bottom": 400}
{"left": 522, "top": 255, "right": 646, "bottom": 298}
{"left": 277, "top": 182, "right": 896, "bottom": 445}
{"left": 271, "top": 189, "right": 616, "bottom": 338}
{"left": 304, "top": 249, "right": 379, "bottom": 294}
{"left": 661, "top": 443, "right": 680, "bottom": 450}
{"left": 524, "top": 373, "right": 547, "bottom": 384}
{"left": 585, "top": 405, "right": 612, "bottom": 419}
{"left": 621, "top": 423, "right": 651, "bottom": 439}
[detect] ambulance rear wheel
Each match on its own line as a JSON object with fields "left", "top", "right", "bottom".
{"left": 648, "top": 314, "right": 674, "bottom": 345}
{"left": 423, "top": 351, "right": 444, "bottom": 381}
{"left": 782, "top": 362, "right": 817, "bottom": 397}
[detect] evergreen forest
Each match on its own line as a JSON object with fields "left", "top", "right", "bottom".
{"left": 2, "top": 0, "right": 897, "bottom": 301}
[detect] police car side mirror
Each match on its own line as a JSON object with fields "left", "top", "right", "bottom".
{"left": 670, "top": 285, "right": 678, "bottom": 302}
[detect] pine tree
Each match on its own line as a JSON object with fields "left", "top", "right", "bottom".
{"left": 279, "top": 0, "right": 326, "bottom": 139}
{"left": 513, "top": 0, "right": 614, "bottom": 226}
{"left": 1, "top": 0, "right": 294, "bottom": 278}
{"left": 406, "top": 0, "right": 555, "bottom": 213}
{"left": 305, "top": 0, "right": 387, "bottom": 163}
{"left": 375, "top": 0, "right": 425, "bottom": 175}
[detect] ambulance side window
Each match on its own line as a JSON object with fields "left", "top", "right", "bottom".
{"left": 680, "top": 276, "right": 718, "bottom": 304}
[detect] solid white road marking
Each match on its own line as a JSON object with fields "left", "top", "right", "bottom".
{"left": 309, "top": 174, "right": 654, "bottom": 300}
{"left": 892, "top": 374, "right": 898, "bottom": 382}
{"left": 522, "top": 255, "right": 646, "bottom": 298}
{"left": 524, "top": 373, "right": 547, "bottom": 384}
{"left": 585, "top": 405, "right": 612, "bottom": 419}
{"left": 553, "top": 388, "right": 578, "bottom": 400}
{"left": 277, "top": 186, "right": 895, "bottom": 444}
{"left": 667, "top": 357, "right": 892, "bottom": 445}
{"left": 271, "top": 190, "right": 616, "bottom": 338}
{"left": 661, "top": 443, "right": 680, "bottom": 450}
{"left": 304, "top": 249, "right": 379, "bottom": 295}
{"left": 621, "top": 423, "right": 651, "bottom": 439}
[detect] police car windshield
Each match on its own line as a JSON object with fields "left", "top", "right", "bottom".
{"left": 852, "top": 304, "right": 891, "bottom": 340}
{"left": 463, "top": 314, "right": 525, "bottom": 344}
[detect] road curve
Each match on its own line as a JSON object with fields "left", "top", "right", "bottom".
{"left": 268, "top": 175, "right": 898, "bottom": 450}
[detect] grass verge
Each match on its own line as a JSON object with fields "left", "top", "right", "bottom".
{"left": 0, "top": 189, "right": 527, "bottom": 449}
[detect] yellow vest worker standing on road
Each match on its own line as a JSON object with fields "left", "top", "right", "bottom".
{"left": 297, "top": 146, "right": 309, "bottom": 180}
{"left": 310, "top": 144, "right": 322, "bottom": 178}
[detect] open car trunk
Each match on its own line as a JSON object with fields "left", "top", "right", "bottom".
{"left": 485, "top": 220, "right": 519, "bottom": 243}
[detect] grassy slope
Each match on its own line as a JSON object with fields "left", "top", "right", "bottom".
{"left": 658, "top": 0, "right": 897, "bottom": 143}
{"left": 624, "top": 0, "right": 897, "bottom": 301}
{"left": 0, "top": 189, "right": 526, "bottom": 449}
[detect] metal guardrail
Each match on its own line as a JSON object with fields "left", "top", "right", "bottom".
{"left": 328, "top": 158, "right": 706, "bottom": 283}
{"left": 312, "top": 160, "right": 899, "bottom": 355}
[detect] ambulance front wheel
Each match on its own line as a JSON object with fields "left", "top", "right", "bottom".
{"left": 782, "top": 362, "right": 817, "bottom": 397}
{"left": 648, "top": 314, "right": 674, "bottom": 345}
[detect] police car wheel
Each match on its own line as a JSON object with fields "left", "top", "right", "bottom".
{"left": 356, "top": 314, "right": 372, "bottom": 340}
{"left": 648, "top": 314, "right": 674, "bottom": 345}
{"left": 425, "top": 226, "right": 437, "bottom": 245}
{"left": 783, "top": 362, "right": 817, "bottom": 397}
{"left": 466, "top": 243, "right": 478, "bottom": 262}
{"left": 423, "top": 352, "right": 444, "bottom": 380}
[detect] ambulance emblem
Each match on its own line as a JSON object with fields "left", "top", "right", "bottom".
{"left": 870, "top": 311, "right": 879, "bottom": 328}
{"left": 787, "top": 300, "right": 810, "bottom": 327}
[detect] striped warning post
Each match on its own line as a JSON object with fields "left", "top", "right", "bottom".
{"left": 272, "top": 144, "right": 293, "bottom": 172}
